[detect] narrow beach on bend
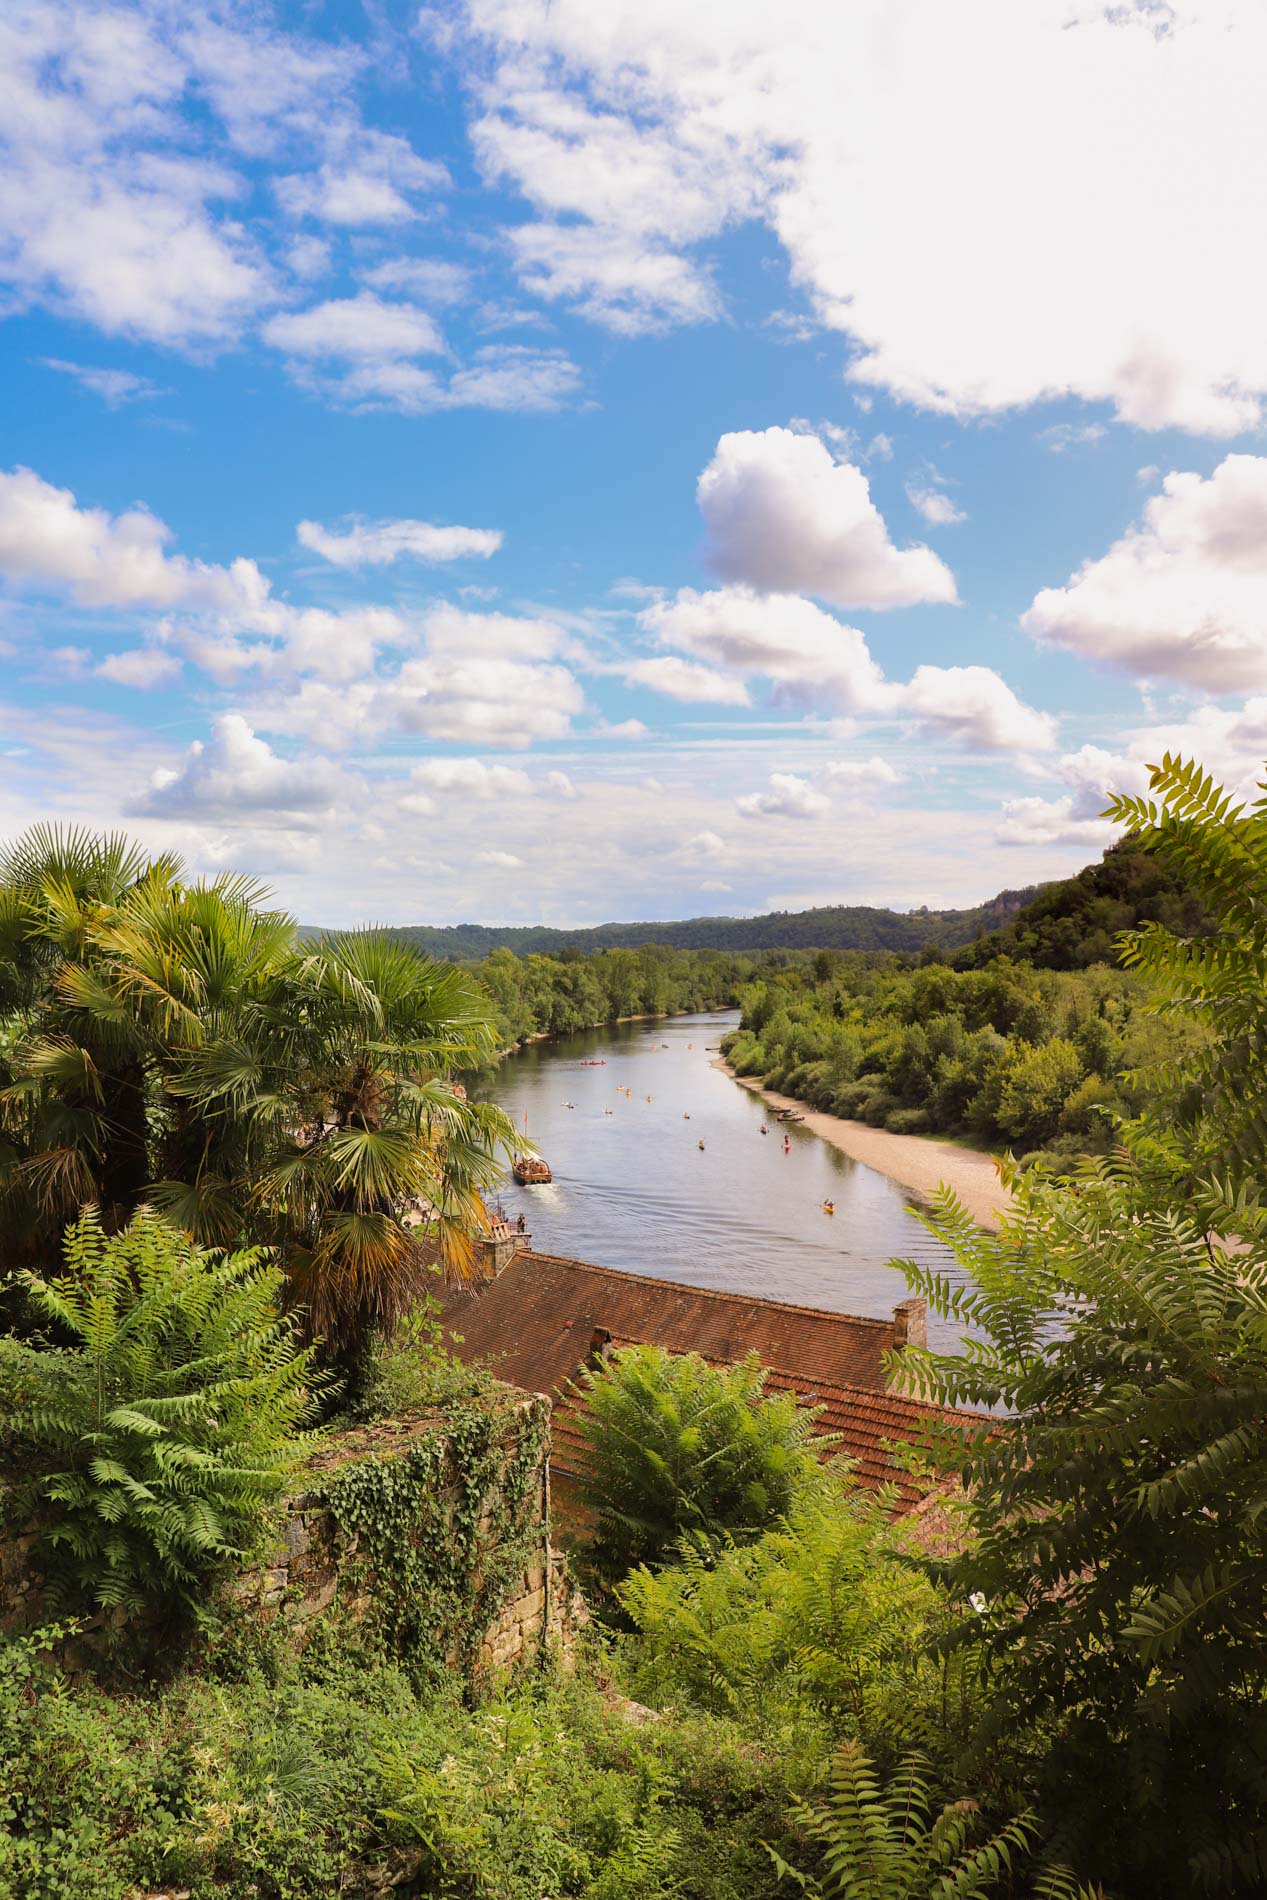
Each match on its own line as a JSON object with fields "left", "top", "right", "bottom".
{"left": 714, "top": 1059, "right": 1012, "bottom": 1231}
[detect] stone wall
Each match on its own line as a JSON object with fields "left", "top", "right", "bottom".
{"left": 1, "top": 1387, "right": 585, "bottom": 1680}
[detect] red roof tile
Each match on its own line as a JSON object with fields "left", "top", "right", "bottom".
{"left": 439, "top": 1251, "right": 973, "bottom": 1514}
{"left": 440, "top": 1249, "right": 900, "bottom": 1394}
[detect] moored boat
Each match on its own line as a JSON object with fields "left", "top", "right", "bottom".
{"left": 512, "top": 1155, "right": 553, "bottom": 1185}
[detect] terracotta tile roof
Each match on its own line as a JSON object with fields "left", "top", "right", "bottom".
{"left": 439, "top": 1248, "right": 900, "bottom": 1394}
{"left": 550, "top": 1336, "right": 975, "bottom": 1513}
{"left": 439, "top": 1250, "right": 973, "bottom": 1514}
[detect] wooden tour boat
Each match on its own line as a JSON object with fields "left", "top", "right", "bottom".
{"left": 512, "top": 1155, "right": 553, "bottom": 1185}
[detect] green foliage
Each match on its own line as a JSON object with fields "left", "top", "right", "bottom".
{"left": 377, "top": 885, "right": 1039, "bottom": 962}
{"left": 617, "top": 1480, "right": 977, "bottom": 1769}
{"left": 766, "top": 1743, "right": 1043, "bottom": 1900}
{"left": 1107, "top": 752, "right": 1267, "bottom": 1198}
{"left": 348, "top": 1297, "right": 495, "bottom": 1422}
{"left": 897, "top": 1166, "right": 1267, "bottom": 1893}
{"left": 0, "top": 1628, "right": 797, "bottom": 1900}
{"left": 724, "top": 951, "right": 1188, "bottom": 1167}
{"left": 949, "top": 832, "right": 1209, "bottom": 973}
{"left": 574, "top": 1345, "right": 828, "bottom": 1583}
{"left": 0, "top": 1210, "right": 319, "bottom": 1620}
{"left": 468, "top": 941, "right": 755, "bottom": 1047}
{"left": 891, "top": 756, "right": 1267, "bottom": 1897}
{"left": 0, "top": 825, "right": 519, "bottom": 1351}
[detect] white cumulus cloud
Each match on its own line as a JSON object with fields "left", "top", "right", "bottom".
{"left": 698, "top": 428, "right": 957, "bottom": 609}
{"left": 361, "top": 257, "right": 473, "bottom": 305}
{"left": 276, "top": 128, "right": 448, "bottom": 226}
{"left": 824, "top": 758, "right": 903, "bottom": 789}
{"left": 0, "top": 465, "right": 268, "bottom": 613}
{"left": 137, "top": 714, "right": 352, "bottom": 822}
{"left": 995, "top": 796, "right": 1117, "bottom": 849}
{"left": 638, "top": 584, "right": 1053, "bottom": 753}
{"left": 263, "top": 293, "right": 445, "bottom": 361}
{"left": 407, "top": 758, "right": 534, "bottom": 799}
{"left": 97, "top": 647, "right": 182, "bottom": 690}
{"left": 737, "top": 772, "right": 830, "bottom": 820}
{"left": 1024, "top": 454, "right": 1267, "bottom": 691}
{"left": 900, "top": 665, "right": 1057, "bottom": 755}
{"left": 458, "top": 0, "right": 1267, "bottom": 435}
{"left": 623, "top": 656, "right": 751, "bottom": 706}
{"left": 0, "top": 7, "right": 405, "bottom": 350}
{"left": 640, "top": 587, "right": 892, "bottom": 710}
{"left": 905, "top": 485, "right": 966, "bottom": 527}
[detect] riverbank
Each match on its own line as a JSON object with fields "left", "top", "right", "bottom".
{"left": 713, "top": 1060, "right": 1012, "bottom": 1231}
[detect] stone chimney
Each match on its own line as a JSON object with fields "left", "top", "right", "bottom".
{"left": 891, "top": 1297, "right": 927, "bottom": 1353}
{"left": 476, "top": 1225, "right": 530, "bottom": 1284}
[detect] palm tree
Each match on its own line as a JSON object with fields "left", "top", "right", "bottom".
{"left": 0, "top": 827, "right": 518, "bottom": 1360}
{"left": 0, "top": 825, "right": 179, "bottom": 1249}
{"left": 157, "top": 924, "right": 515, "bottom": 1351}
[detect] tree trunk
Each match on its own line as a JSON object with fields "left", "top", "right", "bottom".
{"left": 97, "top": 1059, "right": 150, "bottom": 1229}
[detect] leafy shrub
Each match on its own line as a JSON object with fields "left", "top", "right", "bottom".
{"left": 902, "top": 1162, "right": 1267, "bottom": 1896}
{"left": 1, "top": 1210, "right": 320, "bottom": 1620}
{"left": 617, "top": 1481, "right": 975, "bottom": 1768}
{"left": 767, "top": 1742, "right": 1048, "bottom": 1900}
{"left": 0, "top": 1629, "right": 794, "bottom": 1900}
{"left": 993, "top": 1038, "right": 1085, "bottom": 1148}
{"left": 574, "top": 1345, "right": 828, "bottom": 1582}
{"left": 883, "top": 1108, "right": 930, "bottom": 1136}
{"left": 895, "top": 757, "right": 1267, "bottom": 1895}
{"left": 347, "top": 1297, "right": 493, "bottom": 1422}
{"left": 1056, "top": 1074, "right": 1119, "bottom": 1138}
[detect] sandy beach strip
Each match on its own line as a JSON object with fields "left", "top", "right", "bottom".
{"left": 714, "top": 1061, "right": 1012, "bottom": 1231}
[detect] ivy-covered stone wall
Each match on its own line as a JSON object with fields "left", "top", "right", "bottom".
{"left": 1, "top": 1387, "right": 586, "bottom": 1682}
{"left": 233, "top": 1390, "right": 584, "bottom": 1680}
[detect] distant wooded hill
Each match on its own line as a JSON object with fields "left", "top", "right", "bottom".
{"left": 317, "top": 886, "right": 1041, "bottom": 959}
{"left": 300, "top": 833, "right": 1209, "bottom": 974}
{"left": 950, "top": 834, "right": 1210, "bottom": 969}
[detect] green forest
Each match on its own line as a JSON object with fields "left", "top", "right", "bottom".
{"left": 373, "top": 883, "right": 1037, "bottom": 960}
{"left": 721, "top": 836, "right": 1204, "bottom": 1167}
{"left": 3, "top": 759, "right": 1267, "bottom": 1899}
{"left": 468, "top": 942, "right": 758, "bottom": 1046}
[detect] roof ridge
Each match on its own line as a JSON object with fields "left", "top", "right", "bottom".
{"left": 512, "top": 1249, "right": 895, "bottom": 1332}
{"left": 599, "top": 1330, "right": 978, "bottom": 1423}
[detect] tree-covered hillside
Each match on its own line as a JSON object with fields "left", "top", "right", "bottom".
{"left": 321, "top": 885, "right": 1041, "bottom": 960}
{"left": 951, "top": 834, "right": 1210, "bottom": 969}
{"left": 470, "top": 943, "right": 760, "bottom": 1048}
{"left": 720, "top": 830, "right": 1217, "bottom": 1164}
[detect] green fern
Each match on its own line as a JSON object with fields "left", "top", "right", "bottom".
{"left": 618, "top": 1480, "right": 969, "bottom": 1750}
{"left": 1, "top": 1207, "right": 322, "bottom": 1619}
{"left": 572, "top": 1343, "right": 833, "bottom": 1580}
{"left": 767, "top": 1742, "right": 1046, "bottom": 1899}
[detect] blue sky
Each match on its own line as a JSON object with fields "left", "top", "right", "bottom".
{"left": 2, "top": 0, "right": 1266, "bottom": 926}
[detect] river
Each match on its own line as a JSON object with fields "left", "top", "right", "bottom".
{"left": 474, "top": 1009, "right": 969, "bottom": 1354}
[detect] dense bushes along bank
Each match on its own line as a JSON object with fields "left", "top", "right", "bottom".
{"left": 722, "top": 951, "right": 1194, "bottom": 1169}
{"left": 468, "top": 942, "right": 783, "bottom": 1047}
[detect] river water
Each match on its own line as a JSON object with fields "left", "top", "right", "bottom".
{"left": 474, "top": 1009, "right": 968, "bottom": 1353}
